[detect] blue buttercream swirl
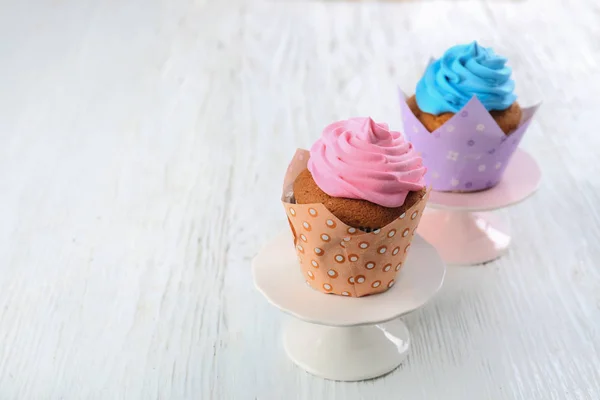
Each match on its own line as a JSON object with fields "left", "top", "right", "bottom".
{"left": 415, "top": 41, "right": 516, "bottom": 114}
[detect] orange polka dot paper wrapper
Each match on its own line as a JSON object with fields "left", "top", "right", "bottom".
{"left": 282, "top": 149, "right": 430, "bottom": 297}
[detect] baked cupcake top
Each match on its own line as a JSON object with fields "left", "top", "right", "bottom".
{"left": 416, "top": 41, "right": 516, "bottom": 114}
{"left": 307, "top": 117, "right": 426, "bottom": 208}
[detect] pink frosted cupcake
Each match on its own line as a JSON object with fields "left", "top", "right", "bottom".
{"left": 281, "top": 117, "right": 430, "bottom": 297}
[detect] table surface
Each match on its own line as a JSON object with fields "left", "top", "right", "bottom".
{"left": 1, "top": 0, "right": 599, "bottom": 399}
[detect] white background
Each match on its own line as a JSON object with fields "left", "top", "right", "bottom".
{"left": 0, "top": 0, "right": 599, "bottom": 398}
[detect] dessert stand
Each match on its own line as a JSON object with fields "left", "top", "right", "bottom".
{"left": 417, "top": 149, "right": 541, "bottom": 265}
{"left": 253, "top": 232, "right": 445, "bottom": 381}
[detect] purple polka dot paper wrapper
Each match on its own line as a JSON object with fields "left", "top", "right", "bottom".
{"left": 399, "top": 90, "right": 540, "bottom": 192}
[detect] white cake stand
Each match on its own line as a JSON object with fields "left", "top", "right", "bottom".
{"left": 252, "top": 232, "right": 446, "bottom": 381}
{"left": 417, "top": 149, "right": 541, "bottom": 266}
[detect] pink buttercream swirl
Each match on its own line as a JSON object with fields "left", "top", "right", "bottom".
{"left": 308, "top": 117, "right": 426, "bottom": 208}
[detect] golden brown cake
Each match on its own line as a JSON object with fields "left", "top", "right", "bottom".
{"left": 407, "top": 95, "right": 522, "bottom": 135}
{"left": 293, "top": 169, "right": 427, "bottom": 230}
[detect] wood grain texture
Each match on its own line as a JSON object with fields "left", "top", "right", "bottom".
{"left": 0, "top": 0, "right": 599, "bottom": 398}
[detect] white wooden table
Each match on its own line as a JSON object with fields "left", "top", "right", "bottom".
{"left": 1, "top": 0, "right": 599, "bottom": 398}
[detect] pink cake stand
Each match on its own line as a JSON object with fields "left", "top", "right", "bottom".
{"left": 417, "top": 149, "right": 541, "bottom": 265}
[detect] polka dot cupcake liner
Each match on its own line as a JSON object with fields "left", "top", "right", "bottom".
{"left": 399, "top": 90, "right": 540, "bottom": 192}
{"left": 286, "top": 196, "right": 379, "bottom": 235}
{"left": 282, "top": 149, "right": 430, "bottom": 298}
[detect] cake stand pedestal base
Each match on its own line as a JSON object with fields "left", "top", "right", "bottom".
{"left": 418, "top": 209, "right": 510, "bottom": 265}
{"left": 283, "top": 318, "right": 410, "bottom": 381}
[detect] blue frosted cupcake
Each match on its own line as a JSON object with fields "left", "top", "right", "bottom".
{"left": 408, "top": 41, "right": 522, "bottom": 135}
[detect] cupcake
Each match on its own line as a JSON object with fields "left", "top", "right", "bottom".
{"left": 399, "top": 42, "right": 540, "bottom": 193}
{"left": 282, "top": 117, "right": 430, "bottom": 297}
{"left": 408, "top": 41, "right": 521, "bottom": 135}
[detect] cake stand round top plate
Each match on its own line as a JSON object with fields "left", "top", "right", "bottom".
{"left": 428, "top": 149, "right": 541, "bottom": 212}
{"left": 253, "top": 233, "right": 446, "bottom": 327}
